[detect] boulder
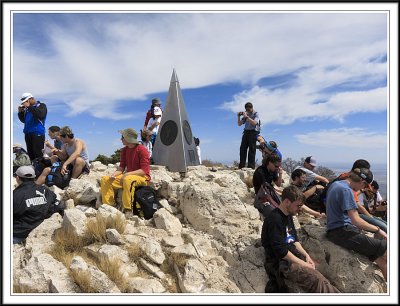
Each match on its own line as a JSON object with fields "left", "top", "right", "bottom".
{"left": 62, "top": 209, "right": 87, "bottom": 237}
{"left": 153, "top": 208, "right": 182, "bottom": 235}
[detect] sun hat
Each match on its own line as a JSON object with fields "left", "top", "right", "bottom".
{"left": 153, "top": 106, "right": 162, "bottom": 116}
{"left": 119, "top": 128, "right": 139, "bottom": 144}
{"left": 21, "top": 93, "right": 33, "bottom": 103}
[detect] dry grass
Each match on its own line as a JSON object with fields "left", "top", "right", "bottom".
{"left": 127, "top": 243, "right": 142, "bottom": 260}
{"left": 202, "top": 159, "right": 226, "bottom": 168}
{"left": 13, "top": 283, "right": 22, "bottom": 293}
{"left": 106, "top": 214, "right": 127, "bottom": 234}
{"left": 85, "top": 214, "right": 127, "bottom": 244}
{"left": 97, "top": 257, "right": 130, "bottom": 293}
{"left": 171, "top": 253, "right": 189, "bottom": 268}
{"left": 85, "top": 215, "right": 107, "bottom": 243}
{"left": 70, "top": 269, "right": 96, "bottom": 293}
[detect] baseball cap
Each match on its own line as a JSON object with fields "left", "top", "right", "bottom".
{"left": 353, "top": 168, "right": 374, "bottom": 184}
{"left": 152, "top": 98, "right": 161, "bottom": 106}
{"left": 153, "top": 106, "right": 162, "bottom": 116}
{"left": 119, "top": 128, "right": 139, "bottom": 144}
{"left": 15, "top": 166, "right": 36, "bottom": 178}
{"left": 21, "top": 92, "right": 33, "bottom": 103}
{"left": 305, "top": 156, "right": 317, "bottom": 167}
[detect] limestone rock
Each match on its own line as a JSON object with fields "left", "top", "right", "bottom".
{"left": 153, "top": 208, "right": 182, "bottom": 235}
{"left": 128, "top": 277, "right": 166, "bottom": 293}
{"left": 106, "top": 228, "right": 125, "bottom": 245}
{"left": 140, "top": 239, "right": 166, "bottom": 265}
{"left": 62, "top": 209, "right": 87, "bottom": 237}
{"left": 16, "top": 253, "right": 80, "bottom": 293}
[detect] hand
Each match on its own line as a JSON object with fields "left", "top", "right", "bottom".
{"left": 51, "top": 148, "right": 59, "bottom": 154}
{"left": 45, "top": 140, "right": 51, "bottom": 148}
{"left": 318, "top": 212, "right": 326, "bottom": 219}
{"left": 316, "top": 185, "right": 325, "bottom": 190}
{"left": 110, "top": 172, "right": 119, "bottom": 182}
{"left": 18, "top": 105, "right": 26, "bottom": 112}
{"left": 377, "top": 228, "right": 387, "bottom": 240}
{"left": 277, "top": 166, "right": 283, "bottom": 174}
{"left": 61, "top": 164, "right": 68, "bottom": 176}
{"left": 305, "top": 255, "right": 316, "bottom": 269}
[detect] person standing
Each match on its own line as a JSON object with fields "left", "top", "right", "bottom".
{"left": 143, "top": 98, "right": 162, "bottom": 131}
{"left": 237, "top": 102, "right": 260, "bottom": 169}
{"left": 17, "top": 92, "right": 47, "bottom": 161}
{"left": 146, "top": 106, "right": 162, "bottom": 147}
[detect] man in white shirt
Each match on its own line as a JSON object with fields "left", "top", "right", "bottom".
{"left": 146, "top": 106, "right": 162, "bottom": 146}
{"left": 295, "top": 156, "right": 329, "bottom": 188}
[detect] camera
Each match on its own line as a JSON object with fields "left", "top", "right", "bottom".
{"left": 256, "top": 143, "right": 266, "bottom": 150}
{"left": 238, "top": 111, "right": 244, "bottom": 116}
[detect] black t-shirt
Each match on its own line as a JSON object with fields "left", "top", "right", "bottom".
{"left": 261, "top": 208, "right": 298, "bottom": 261}
{"left": 253, "top": 165, "right": 279, "bottom": 194}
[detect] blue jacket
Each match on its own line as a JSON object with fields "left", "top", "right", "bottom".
{"left": 18, "top": 101, "right": 47, "bottom": 135}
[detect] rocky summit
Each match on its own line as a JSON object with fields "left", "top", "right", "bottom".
{"left": 13, "top": 162, "right": 387, "bottom": 293}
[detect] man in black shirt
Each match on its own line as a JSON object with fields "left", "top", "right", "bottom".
{"left": 13, "top": 166, "right": 63, "bottom": 244}
{"left": 253, "top": 153, "right": 282, "bottom": 194}
{"left": 261, "top": 185, "right": 339, "bottom": 293}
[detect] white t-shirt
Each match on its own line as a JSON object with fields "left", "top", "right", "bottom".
{"left": 147, "top": 116, "right": 162, "bottom": 135}
{"left": 196, "top": 146, "right": 202, "bottom": 164}
{"left": 294, "top": 166, "right": 317, "bottom": 187}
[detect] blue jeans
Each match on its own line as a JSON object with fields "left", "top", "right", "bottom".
{"left": 359, "top": 214, "right": 387, "bottom": 233}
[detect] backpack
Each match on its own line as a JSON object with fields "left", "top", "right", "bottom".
{"left": 304, "top": 187, "right": 326, "bottom": 213}
{"left": 131, "top": 185, "right": 162, "bottom": 219}
{"left": 254, "top": 182, "right": 281, "bottom": 218}
{"left": 32, "top": 157, "right": 52, "bottom": 177}
{"left": 45, "top": 161, "right": 71, "bottom": 189}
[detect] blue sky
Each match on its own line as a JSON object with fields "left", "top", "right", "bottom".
{"left": 11, "top": 10, "right": 390, "bottom": 168}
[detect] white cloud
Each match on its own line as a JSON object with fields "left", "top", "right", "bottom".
{"left": 295, "top": 128, "right": 387, "bottom": 148}
{"left": 13, "top": 12, "right": 387, "bottom": 120}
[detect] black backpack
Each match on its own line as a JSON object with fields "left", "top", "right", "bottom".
{"left": 131, "top": 185, "right": 162, "bottom": 219}
{"left": 254, "top": 182, "right": 281, "bottom": 218}
{"left": 32, "top": 157, "right": 52, "bottom": 177}
{"left": 45, "top": 161, "right": 71, "bottom": 189}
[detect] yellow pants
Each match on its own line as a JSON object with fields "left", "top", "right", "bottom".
{"left": 100, "top": 174, "right": 148, "bottom": 210}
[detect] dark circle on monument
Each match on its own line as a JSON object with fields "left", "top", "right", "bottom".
{"left": 160, "top": 120, "right": 178, "bottom": 146}
{"left": 183, "top": 120, "right": 193, "bottom": 145}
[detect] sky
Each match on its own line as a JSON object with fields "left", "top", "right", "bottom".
{"left": 3, "top": 3, "right": 399, "bottom": 304}
{"left": 9, "top": 7, "right": 393, "bottom": 171}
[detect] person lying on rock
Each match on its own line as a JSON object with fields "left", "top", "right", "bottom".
{"left": 325, "top": 168, "right": 387, "bottom": 281}
{"left": 261, "top": 185, "right": 340, "bottom": 293}
{"left": 101, "top": 128, "right": 151, "bottom": 212}
{"left": 13, "top": 166, "right": 64, "bottom": 244}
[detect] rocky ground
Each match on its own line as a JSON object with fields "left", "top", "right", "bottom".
{"left": 12, "top": 162, "right": 387, "bottom": 293}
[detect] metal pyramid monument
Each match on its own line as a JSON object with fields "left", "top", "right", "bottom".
{"left": 152, "top": 69, "right": 200, "bottom": 172}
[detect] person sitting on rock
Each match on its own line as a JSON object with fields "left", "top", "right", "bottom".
{"left": 294, "top": 156, "right": 329, "bottom": 189}
{"left": 35, "top": 126, "right": 90, "bottom": 185}
{"left": 13, "top": 166, "right": 63, "bottom": 244}
{"left": 140, "top": 129, "right": 153, "bottom": 158}
{"left": 322, "top": 159, "right": 386, "bottom": 233}
{"left": 261, "top": 185, "right": 340, "bottom": 293}
{"left": 101, "top": 128, "right": 151, "bottom": 212}
{"left": 291, "top": 168, "right": 325, "bottom": 219}
{"left": 253, "top": 153, "right": 282, "bottom": 194}
{"left": 325, "top": 168, "right": 387, "bottom": 281}
{"left": 13, "top": 144, "right": 31, "bottom": 173}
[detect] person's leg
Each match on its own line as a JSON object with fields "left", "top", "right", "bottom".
{"left": 247, "top": 131, "right": 257, "bottom": 169}
{"left": 359, "top": 213, "right": 387, "bottom": 232}
{"left": 31, "top": 134, "right": 45, "bottom": 160}
{"left": 35, "top": 167, "right": 51, "bottom": 185}
{"left": 70, "top": 157, "right": 85, "bottom": 178}
{"left": 25, "top": 133, "right": 35, "bottom": 161}
{"left": 100, "top": 174, "right": 123, "bottom": 206}
{"left": 13, "top": 236, "right": 25, "bottom": 245}
{"left": 239, "top": 132, "right": 249, "bottom": 169}
{"left": 374, "top": 251, "right": 387, "bottom": 281}
{"left": 283, "top": 263, "right": 340, "bottom": 293}
{"left": 121, "top": 175, "right": 148, "bottom": 210}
